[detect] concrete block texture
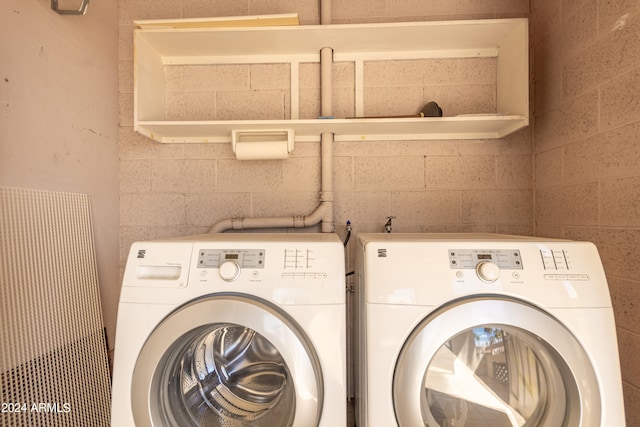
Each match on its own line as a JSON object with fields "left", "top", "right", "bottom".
{"left": 120, "top": 0, "right": 640, "bottom": 422}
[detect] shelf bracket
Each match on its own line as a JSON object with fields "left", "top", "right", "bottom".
{"left": 51, "top": 0, "right": 89, "bottom": 15}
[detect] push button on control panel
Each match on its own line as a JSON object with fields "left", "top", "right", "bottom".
{"left": 544, "top": 274, "right": 590, "bottom": 281}
{"left": 281, "top": 272, "right": 327, "bottom": 279}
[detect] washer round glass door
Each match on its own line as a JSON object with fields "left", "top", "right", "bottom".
{"left": 393, "top": 298, "right": 601, "bottom": 427}
{"left": 131, "top": 294, "right": 323, "bottom": 427}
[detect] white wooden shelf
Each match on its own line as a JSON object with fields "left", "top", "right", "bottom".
{"left": 134, "top": 16, "right": 529, "bottom": 143}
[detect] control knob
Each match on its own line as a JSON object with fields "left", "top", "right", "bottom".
{"left": 219, "top": 260, "right": 241, "bottom": 282}
{"left": 476, "top": 261, "right": 500, "bottom": 283}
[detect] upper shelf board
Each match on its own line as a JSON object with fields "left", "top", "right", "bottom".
{"left": 133, "top": 16, "right": 529, "bottom": 142}
{"left": 134, "top": 17, "right": 528, "bottom": 63}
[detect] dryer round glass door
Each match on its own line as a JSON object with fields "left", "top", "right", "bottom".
{"left": 130, "top": 294, "right": 323, "bottom": 427}
{"left": 393, "top": 298, "right": 601, "bottom": 427}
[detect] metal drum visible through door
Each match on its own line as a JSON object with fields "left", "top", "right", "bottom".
{"left": 131, "top": 293, "right": 323, "bottom": 427}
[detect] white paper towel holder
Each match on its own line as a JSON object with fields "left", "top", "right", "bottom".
{"left": 231, "top": 129, "right": 295, "bottom": 160}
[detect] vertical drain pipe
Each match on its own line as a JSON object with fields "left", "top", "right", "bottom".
{"left": 320, "top": 45, "right": 335, "bottom": 233}
{"left": 320, "top": 0, "right": 331, "bottom": 26}
{"left": 319, "top": 0, "right": 335, "bottom": 233}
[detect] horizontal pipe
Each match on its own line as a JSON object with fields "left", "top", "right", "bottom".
{"left": 207, "top": 202, "right": 331, "bottom": 233}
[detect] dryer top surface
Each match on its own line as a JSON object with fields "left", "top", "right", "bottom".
{"left": 358, "top": 233, "right": 610, "bottom": 309}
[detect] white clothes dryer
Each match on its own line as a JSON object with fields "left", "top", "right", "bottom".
{"left": 356, "top": 233, "right": 625, "bottom": 427}
{"left": 111, "top": 233, "right": 346, "bottom": 427}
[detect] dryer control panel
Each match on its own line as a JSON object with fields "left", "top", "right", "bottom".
{"left": 448, "top": 249, "right": 523, "bottom": 270}
{"left": 197, "top": 249, "right": 265, "bottom": 268}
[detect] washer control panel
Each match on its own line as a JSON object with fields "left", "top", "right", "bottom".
{"left": 448, "top": 249, "right": 523, "bottom": 270}
{"left": 197, "top": 249, "right": 265, "bottom": 269}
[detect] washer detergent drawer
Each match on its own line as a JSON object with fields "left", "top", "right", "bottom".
{"left": 122, "top": 241, "right": 193, "bottom": 289}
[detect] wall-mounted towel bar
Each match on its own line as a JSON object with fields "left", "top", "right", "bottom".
{"left": 51, "top": 0, "right": 89, "bottom": 15}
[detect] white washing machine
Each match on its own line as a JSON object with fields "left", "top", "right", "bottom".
{"left": 356, "top": 233, "right": 625, "bottom": 427}
{"left": 110, "top": 233, "right": 346, "bottom": 427}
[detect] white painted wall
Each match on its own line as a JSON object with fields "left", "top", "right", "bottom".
{"left": 0, "top": 0, "right": 119, "bottom": 354}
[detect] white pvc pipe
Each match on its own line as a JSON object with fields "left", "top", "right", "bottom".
{"left": 321, "top": 47, "right": 333, "bottom": 117}
{"left": 320, "top": 45, "right": 335, "bottom": 233}
{"left": 207, "top": 201, "right": 332, "bottom": 233}
{"left": 320, "top": 133, "right": 334, "bottom": 233}
{"left": 320, "top": 0, "right": 331, "bottom": 25}
{"left": 208, "top": 0, "right": 334, "bottom": 234}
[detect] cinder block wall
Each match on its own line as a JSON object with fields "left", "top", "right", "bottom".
{"left": 118, "top": 0, "right": 533, "bottom": 260}
{"left": 532, "top": 0, "right": 640, "bottom": 422}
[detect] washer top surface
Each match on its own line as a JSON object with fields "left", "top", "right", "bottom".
{"left": 359, "top": 233, "right": 611, "bottom": 309}
{"left": 169, "top": 232, "right": 344, "bottom": 244}
{"left": 358, "top": 232, "right": 571, "bottom": 243}
{"left": 119, "top": 233, "right": 345, "bottom": 306}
